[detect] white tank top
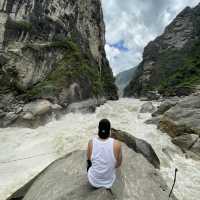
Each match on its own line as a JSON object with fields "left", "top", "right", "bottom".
{"left": 87, "top": 136, "right": 116, "bottom": 188}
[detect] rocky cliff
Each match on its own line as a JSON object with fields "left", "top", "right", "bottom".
{"left": 0, "top": 0, "right": 118, "bottom": 127}
{"left": 124, "top": 3, "right": 200, "bottom": 98}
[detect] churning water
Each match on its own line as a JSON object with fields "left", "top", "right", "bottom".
{"left": 0, "top": 98, "right": 200, "bottom": 200}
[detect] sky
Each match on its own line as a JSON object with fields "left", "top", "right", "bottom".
{"left": 101, "top": 0, "right": 200, "bottom": 75}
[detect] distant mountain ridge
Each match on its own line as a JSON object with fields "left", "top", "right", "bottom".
{"left": 124, "top": 3, "right": 200, "bottom": 97}
{"left": 115, "top": 67, "right": 136, "bottom": 96}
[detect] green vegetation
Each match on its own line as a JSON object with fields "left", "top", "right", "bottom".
{"left": 6, "top": 19, "right": 32, "bottom": 32}
{"left": 15, "top": 20, "right": 32, "bottom": 31}
{"left": 155, "top": 41, "right": 200, "bottom": 95}
{"left": 26, "top": 39, "right": 103, "bottom": 99}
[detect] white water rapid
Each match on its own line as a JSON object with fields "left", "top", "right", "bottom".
{"left": 0, "top": 98, "right": 200, "bottom": 200}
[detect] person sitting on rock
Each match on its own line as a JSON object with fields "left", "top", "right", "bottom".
{"left": 87, "top": 119, "right": 122, "bottom": 189}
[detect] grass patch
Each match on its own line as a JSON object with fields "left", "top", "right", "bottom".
{"left": 158, "top": 41, "right": 200, "bottom": 91}
{"left": 26, "top": 39, "right": 103, "bottom": 99}
{"left": 6, "top": 18, "right": 32, "bottom": 32}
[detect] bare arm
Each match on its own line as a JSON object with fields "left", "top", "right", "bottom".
{"left": 114, "top": 140, "right": 122, "bottom": 168}
{"left": 87, "top": 140, "right": 92, "bottom": 160}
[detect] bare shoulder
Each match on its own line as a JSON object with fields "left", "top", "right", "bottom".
{"left": 88, "top": 139, "right": 92, "bottom": 147}
{"left": 113, "top": 139, "right": 122, "bottom": 150}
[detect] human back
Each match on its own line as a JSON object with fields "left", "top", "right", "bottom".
{"left": 87, "top": 119, "right": 122, "bottom": 189}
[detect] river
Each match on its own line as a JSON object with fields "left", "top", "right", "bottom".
{"left": 0, "top": 98, "right": 200, "bottom": 200}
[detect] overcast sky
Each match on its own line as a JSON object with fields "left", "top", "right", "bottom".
{"left": 101, "top": 0, "right": 200, "bottom": 75}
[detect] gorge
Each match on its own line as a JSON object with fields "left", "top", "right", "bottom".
{"left": 0, "top": 1, "right": 200, "bottom": 200}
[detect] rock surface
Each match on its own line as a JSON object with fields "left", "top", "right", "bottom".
{"left": 152, "top": 99, "right": 179, "bottom": 117}
{"left": 145, "top": 116, "right": 162, "bottom": 126}
{"left": 0, "top": 0, "right": 118, "bottom": 128}
{"left": 111, "top": 128, "right": 160, "bottom": 169}
{"left": 124, "top": 3, "right": 200, "bottom": 98}
{"left": 172, "top": 134, "right": 199, "bottom": 151}
{"left": 159, "top": 94, "right": 200, "bottom": 137}
{"left": 158, "top": 94, "right": 200, "bottom": 156}
{"left": 139, "top": 102, "right": 156, "bottom": 113}
{"left": 10, "top": 146, "right": 177, "bottom": 200}
{"left": 66, "top": 98, "right": 106, "bottom": 113}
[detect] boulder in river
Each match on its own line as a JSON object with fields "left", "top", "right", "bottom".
{"left": 139, "top": 102, "right": 156, "bottom": 113}
{"left": 111, "top": 128, "right": 160, "bottom": 169}
{"left": 145, "top": 116, "right": 162, "bottom": 126}
{"left": 159, "top": 94, "right": 200, "bottom": 157}
{"left": 172, "top": 134, "right": 199, "bottom": 151}
{"left": 190, "top": 138, "right": 200, "bottom": 156}
{"left": 159, "top": 94, "right": 200, "bottom": 137}
{"left": 152, "top": 99, "right": 178, "bottom": 117}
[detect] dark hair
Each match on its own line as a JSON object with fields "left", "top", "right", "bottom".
{"left": 98, "top": 119, "right": 111, "bottom": 139}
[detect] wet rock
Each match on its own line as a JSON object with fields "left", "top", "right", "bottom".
{"left": 140, "top": 102, "right": 156, "bottom": 113}
{"left": 66, "top": 98, "right": 106, "bottom": 113}
{"left": 1, "top": 112, "right": 18, "bottom": 127}
{"left": 23, "top": 100, "right": 52, "bottom": 116}
{"left": 146, "top": 91, "right": 161, "bottom": 100}
{"left": 172, "top": 134, "right": 199, "bottom": 150}
{"left": 0, "top": 109, "right": 6, "bottom": 118}
{"left": 22, "top": 112, "right": 34, "bottom": 120}
{"left": 145, "top": 116, "right": 162, "bottom": 126}
{"left": 11, "top": 146, "right": 176, "bottom": 200}
{"left": 140, "top": 97, "right": 149, "bottom": 101}
{"left": 159, "top": 94, "right": 200, "bottom": 157}
{"left": 190, "top": 138, "right": 200, "bottom": 155}
{"left": 159, "top": 94, "right": 200, "bottom": 138}
{"left": 15, "top": 107, "right": 23, "bottom": 114}
{"left": 111, "top": 128, "right": 160, "bottom": 169}
{"left": 152, "top": 100, "right": 178, "bottom": 117}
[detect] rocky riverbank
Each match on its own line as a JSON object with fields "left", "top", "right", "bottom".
{"left": 0, "top": 97, "right": 106, "bottom": 128}
{"left": 144, "top": 94, "right": 200, "bottom": 158}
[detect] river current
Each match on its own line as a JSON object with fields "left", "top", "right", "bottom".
{"left": 0, "top": 98, "right": 200, "bottom": 200}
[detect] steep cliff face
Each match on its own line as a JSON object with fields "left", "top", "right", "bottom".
{"left": 0, "top": 0, "right": 118, "bottom": 127}
{"left": 124, "top": 3, "right": 200, "bottom": 97}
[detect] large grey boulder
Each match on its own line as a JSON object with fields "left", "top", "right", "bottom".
{"left": 172, "top": 134, "right": 199, "bottom": 151}
{"left": 159, "top": 94, "right": 200, "bottom": 137}
{"left": 23, "top": 100, "right": 52, "bottom": 116}
{"left": 20, "top": 146, "right": 176, "bottom": 200}
{"left": 139, "top": 102, "right": 156, "bottom": 113}
{"left": 111, "top": 129, "right": 160, "bottom": 169}
{"left": 8, "top": 100, "right": 63, "bottom": 128}
{"left": 159, "top": 94, "right": 200, "bottom": 156}
{"left": 152, "top": 100, "right": 178, "bottom": 117}
{"left": 66, "top": 98, "right": 106, "bottom": 113}
{"left": 190, "top": 138, "right": 200, "bottom": 156}
{"left": 145, "top": 116, "right": 162, "bottom": 126}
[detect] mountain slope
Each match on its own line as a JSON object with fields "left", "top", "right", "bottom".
{"left": 0, "top": 0, "right": 118, "bottom": 127}
{"left": 115, "top": 67, "right": 136, "bottom": 95}
{"left": 124, "top": 3, "right": 200, "bottom": 97}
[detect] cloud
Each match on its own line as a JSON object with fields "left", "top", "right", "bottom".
{"left": 102, "top": 0, "right": 200, "bottom": 75}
